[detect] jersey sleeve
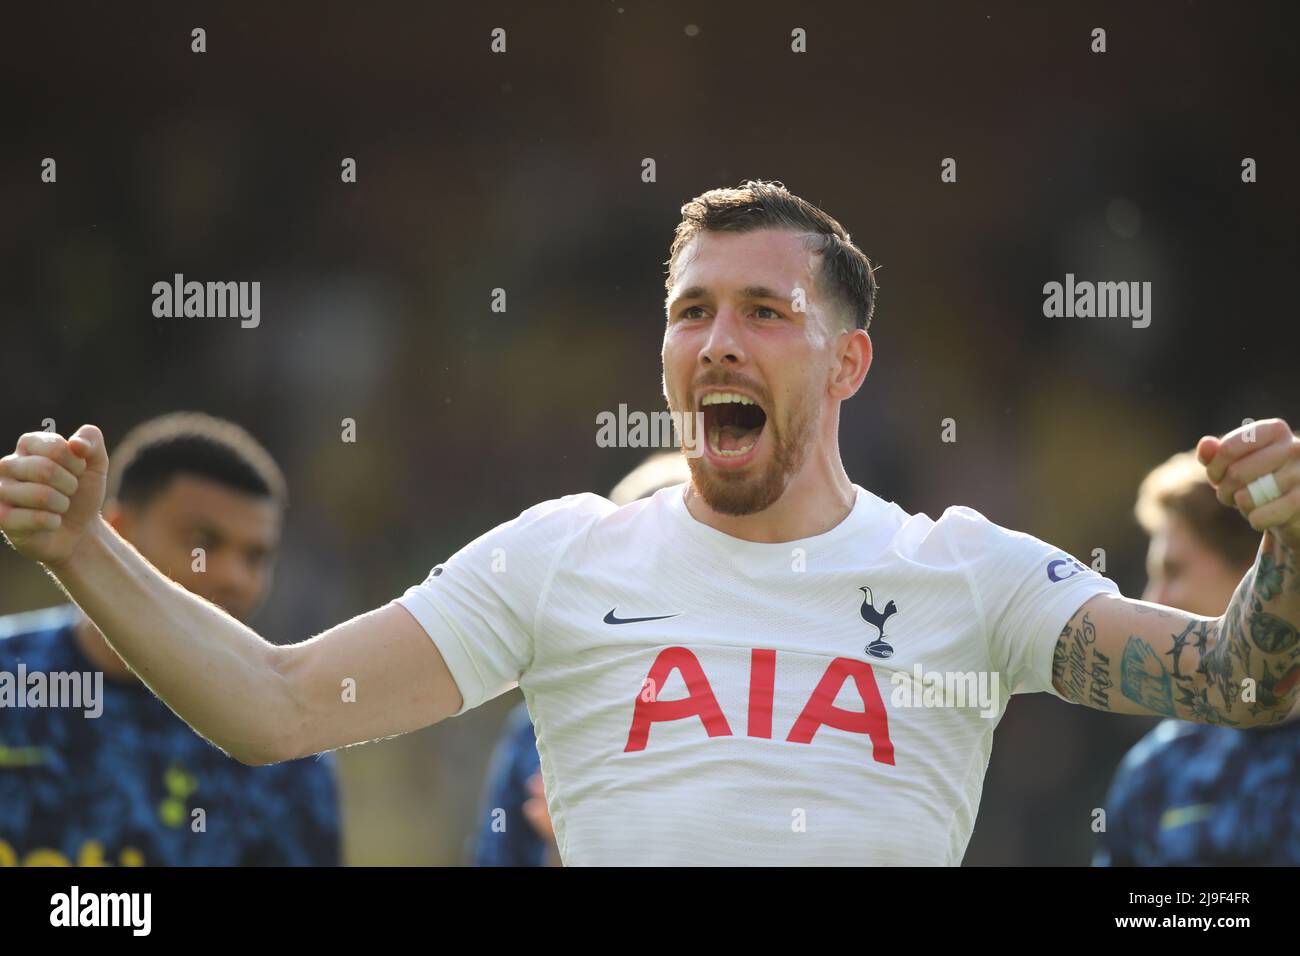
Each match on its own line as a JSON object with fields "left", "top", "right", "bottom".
{"left": 395, "top": 493, "right": 612, "bottom": 716}
{"left": 939, "top": 505, "right": 1122, "bottom": 699}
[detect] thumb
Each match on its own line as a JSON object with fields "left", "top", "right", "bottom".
{"left": 1195, "top": 435, "right": 1220, "bottom": 467}
{"left": 68, "top": 424, "right": 109, "bottom": 473}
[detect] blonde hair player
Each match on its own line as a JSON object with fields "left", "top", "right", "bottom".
{"left": 1093, "top": 445, "right": 1300, "bottom": 866}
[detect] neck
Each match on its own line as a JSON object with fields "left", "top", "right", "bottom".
{"left": 685, "top": 438, "right": 857, "bottom": 543}
{"left": 73, "top": 615, "right": 137, "bottom": 684}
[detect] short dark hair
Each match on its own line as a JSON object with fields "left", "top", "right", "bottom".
{"left": 665, "top": 179, "right": 880, "bottom": 331}
{"left": 107, "top": 412, "right": 288, "bottom": 510}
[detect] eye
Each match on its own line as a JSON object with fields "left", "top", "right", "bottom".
{"left": 680, "top": 305, "right": 706, "bottom": 319}
{"left": 754, "top": 306, "right": 784, "bottom": 320}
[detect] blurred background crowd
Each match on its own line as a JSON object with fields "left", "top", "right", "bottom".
{"left": 1, "top": 1, "right": 1296, "bottom": 864}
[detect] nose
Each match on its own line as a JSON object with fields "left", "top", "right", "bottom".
{"left": 203, "top": 552, "right": 259, "bottom": 618}
{"left": 698, "top": 306, "right": 746, "bottom": 368}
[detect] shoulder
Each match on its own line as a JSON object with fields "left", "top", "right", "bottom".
{"left": 0, "top": 606, "right": 78, "bottom": 664}
{"left": 520, "top": 492, "right": 617, "bottom": 522}
{"left": 508, "top": 487, "right": 694, "bottom": 552}
{"left": 0, "top": 604, "right": 78, "bottom": 641}
{"left": 895, "top": 503, "right": 1089, "bottom": 577}
{"left": 882, "top": 503, "right": 997, "bottom": 563}
{"left": 927, "top": 505, "right": 1029, "bottom": 547}
{"left": 435, "top": 494, "right": 617, "bottom": 572}
{"left": 498, "top": 492, "right": 619, "bottom": 542}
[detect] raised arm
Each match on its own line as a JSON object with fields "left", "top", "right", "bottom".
{"left": 1051, "top": 418, "right": 1300, "bottom": 727}
{"left": 0, "top": 426, "right": 463, "bottom": 764}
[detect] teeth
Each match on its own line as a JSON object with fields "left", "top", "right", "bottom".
{"left": 701, "top": 392, "right": 756, "bottom": 407}
{"left": 707, "top": 425, "right": 757, "bottom": 457}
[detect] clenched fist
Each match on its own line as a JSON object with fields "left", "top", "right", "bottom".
{"left": 0, "top": 425, "right": 109, "bottom": 568}
{"left": 1198, "top": 417, "right": 1300, "bottom": 552}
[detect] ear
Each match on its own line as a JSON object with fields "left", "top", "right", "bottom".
{"left": 830, "top": 328, "right": 872, "bottom": 400}
{"left": 102, "top": 499, "right": 127, "bottom": 533}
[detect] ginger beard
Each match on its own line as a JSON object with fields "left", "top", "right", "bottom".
{"left": 670, "top": 376, "right": 821, "bottom": 517}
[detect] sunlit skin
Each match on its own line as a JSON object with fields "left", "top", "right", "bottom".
{"left": 1140, "top": 513, "right": 1252, "bottom": 618}
{"left": 1140, "top": 511, "right": 1300, "bottom": 720}
{"left": 661, "top": 229, "right": 873, "bottom": 543}
{"left": 74, "top": 474, "right": 282, "bottom": 682}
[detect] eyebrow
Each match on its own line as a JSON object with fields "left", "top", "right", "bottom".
{"left": 668, "top": 285, "right": 789, "bottom": 310}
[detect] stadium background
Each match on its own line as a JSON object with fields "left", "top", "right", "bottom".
{"left": 1, "top": 1, "right": 1296, "bottom": 865}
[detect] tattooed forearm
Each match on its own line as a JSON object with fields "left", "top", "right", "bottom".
{"left": 1119, "top": 636, "right": 1176, "bottom": 716}
{"left": 1195, "top": 536, "right": 1300, "bottom": 727}
{"left": 1286, "top": 549, "right": 1300, "bottom": 596}
{"left": 1050, "top": 538, "right": 1300, "bottom": 726}
{"left": 1105, "top": 616, "right": 1244, "bottom": 726}
{"left": 1052, "top": 613, "right": 1113, "bottom": 709}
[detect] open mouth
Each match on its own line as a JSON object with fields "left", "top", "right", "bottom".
{"left": 700, "top": 391, "right": 768, "bottom": 458}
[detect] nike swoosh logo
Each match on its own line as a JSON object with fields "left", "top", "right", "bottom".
{"left": 604, "top": 609, "right": 681, "bottom": 625}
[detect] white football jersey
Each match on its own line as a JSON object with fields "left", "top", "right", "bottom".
{"left": 396, "top": 483, "right": 1118, "bottom": 865}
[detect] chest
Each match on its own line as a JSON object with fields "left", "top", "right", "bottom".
{"left": 529, "top": 560, "right": 996, "bottom": 758}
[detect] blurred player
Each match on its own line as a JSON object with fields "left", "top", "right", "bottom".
{"left": 0, "top": 413, "right": 339, "bottom": 866}
{"left": 4, "top": 182, "right": 1299, "bottom": 865}
{"left": 1094, "top": 450, "right": 1300, "bottom": 865}
{"left": 472, "top": 451, "right": 691, "bottom": 866}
